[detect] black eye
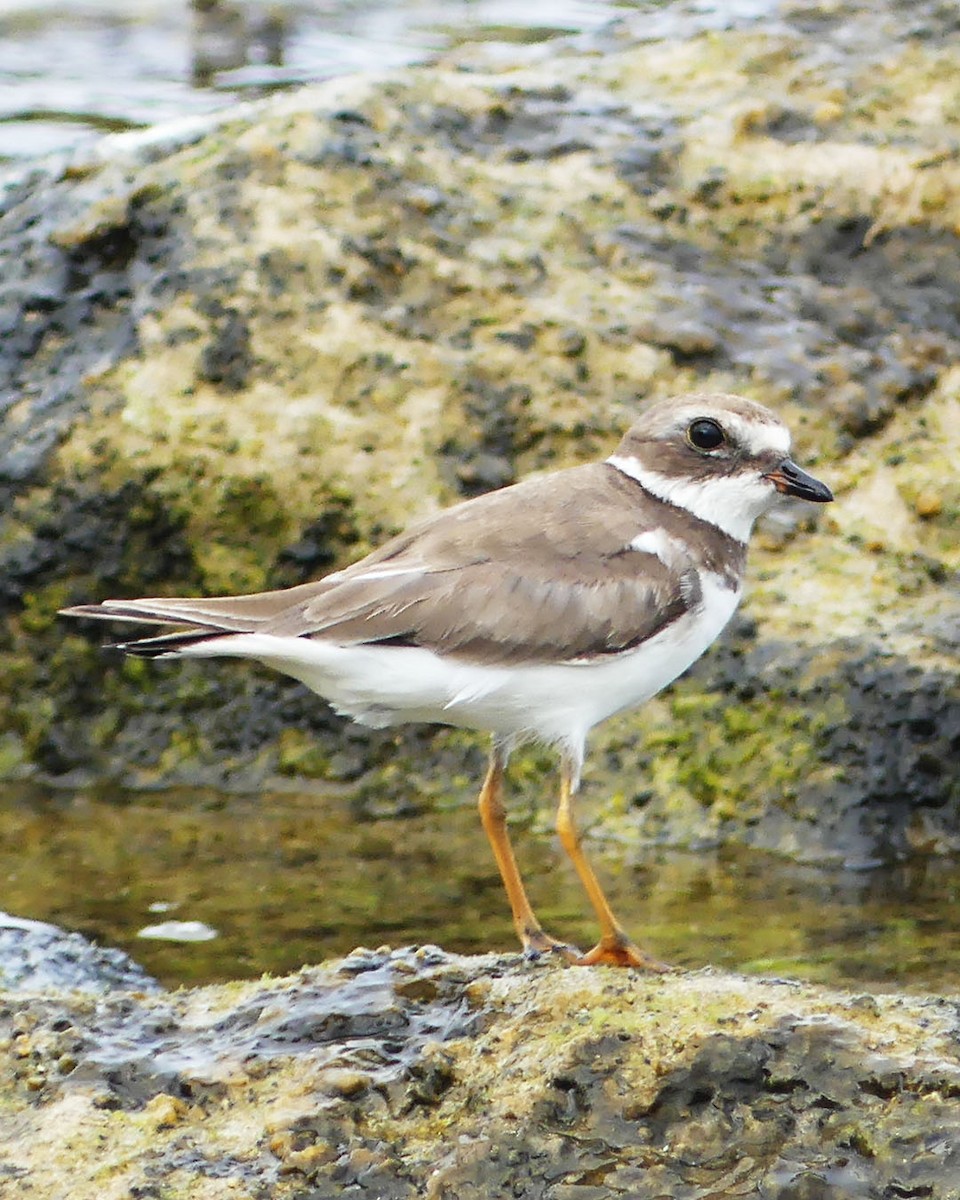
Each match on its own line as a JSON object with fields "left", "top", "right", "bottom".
{"left": 687, "top": 418, "right": 725, "bottom": 451}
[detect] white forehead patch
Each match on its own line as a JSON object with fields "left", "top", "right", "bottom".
{"left": 720, "top": 410, "right": 791, "bottom": 457}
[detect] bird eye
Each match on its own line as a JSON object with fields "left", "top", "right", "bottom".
{"left": 687, "top": 418, "right": 725, "bottom": 451}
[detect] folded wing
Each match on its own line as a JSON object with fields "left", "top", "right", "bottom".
{"left": 61, "top": 464, "right": 703, "bottom": 666}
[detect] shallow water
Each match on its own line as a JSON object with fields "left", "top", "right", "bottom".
{"left": 3, "top": 780, "right": 960, "bottom": 991}
{"left": 0, "top": 0, "right": 625, "bottom": 161}
{"left": 0, "top": 0, "right": 786, "bottom": 162}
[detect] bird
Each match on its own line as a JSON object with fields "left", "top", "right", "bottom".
{"left": 61, "top": 392, "right": 833, "bottom": 969}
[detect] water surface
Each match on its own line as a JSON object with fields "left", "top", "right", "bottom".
{"left": 0, "top": 0, "right": 626, "bottom": 161}
{"left": 3, "top": 781, "right": 959, "bottom": 991}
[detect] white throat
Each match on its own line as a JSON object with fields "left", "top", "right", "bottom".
{"left": 607, "top": 455, "right": 776, "bottom": 543}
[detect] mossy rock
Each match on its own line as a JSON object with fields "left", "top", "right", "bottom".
{"left": 3, "top": 947, "right": 960, "bottom": 1198}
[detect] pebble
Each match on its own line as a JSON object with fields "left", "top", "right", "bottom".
{"left": 915, "top": 491, "right": 943, "bottom": 518}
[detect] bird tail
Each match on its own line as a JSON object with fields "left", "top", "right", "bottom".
{"left": 118, "top": 629, "right": 230, "bottom": 658}
{"left": 59, "top": 596, "right": 267, "bottom": 658}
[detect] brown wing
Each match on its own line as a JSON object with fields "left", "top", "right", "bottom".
{"left": 258, "top": 463, "right": 702, "bottom": 664}
{"left": 281, "top": 559, "right": 693, "bottom": 665}
{"left": 63, "top": 463, "right": 717, "bottom": 665}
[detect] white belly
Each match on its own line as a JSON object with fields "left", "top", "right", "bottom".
{"left": 176, "top": 574, "right": 742, "bottom": 749}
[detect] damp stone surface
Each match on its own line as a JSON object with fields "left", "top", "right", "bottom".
{"left": 2, "top": 947, "right": 960, "bottom": 1198}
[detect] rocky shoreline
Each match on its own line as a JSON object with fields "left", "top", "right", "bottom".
{"left": 1, "top": 1, "right": 959, "bottom": 1192}
{"left": 3, "top": 945, "right": 960, "bottom": 1197}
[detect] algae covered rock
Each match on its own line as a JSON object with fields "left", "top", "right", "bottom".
{"left": 0, "top": 0, "right": 956, "bottom": 866}
{"left": 1, "top": 947, "right": 959, "bottom": 1197}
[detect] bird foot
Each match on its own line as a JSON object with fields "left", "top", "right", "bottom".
{"left": 574, "top": 934, "right": 671, "bottom": 971}
{"left": 521, "top": 929, "right": 582, "bottom": 964}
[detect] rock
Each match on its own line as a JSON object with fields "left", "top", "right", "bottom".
{"left": 0, "top": 0, "right": 956, "bottom": 869}
{"left": 915, "top": 491, "right": 943, "bottom": 519}
{"left": 1, "top": 948, "right": 959, "bottom": 1197}
{"left": 0, "top": 912, "right": 159, "bottom": 995}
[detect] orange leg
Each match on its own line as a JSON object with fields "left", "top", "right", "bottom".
{"left": 556, "top": 759, "right": 669, "bottom": 971}
{"left": 478, "top": 748, "right": 579, "bottom": 961}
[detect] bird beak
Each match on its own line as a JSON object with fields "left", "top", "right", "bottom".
{"left": 763, "top": 459, "right": 833, "bottom": 503}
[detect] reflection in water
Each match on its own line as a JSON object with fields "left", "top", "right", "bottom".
{"left": 0, "top": 0, "right": 623, "bottom": 161}
{"left": 2, "top": 781, "right": 959, "bottom": 991}
{"left": 190, "top": 0, "right": 287, "bottom": 89}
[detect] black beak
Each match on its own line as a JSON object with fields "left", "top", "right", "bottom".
{"left": 763, "top": 459, "right": 833, "bottom": 503}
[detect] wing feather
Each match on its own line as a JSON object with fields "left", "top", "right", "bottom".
{"left": 61, "top": 463, "right": 733, "bottom": 665}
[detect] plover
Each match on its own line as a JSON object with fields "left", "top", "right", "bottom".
{"left": 62, "top": 392, "right": 832, "bottom": 968}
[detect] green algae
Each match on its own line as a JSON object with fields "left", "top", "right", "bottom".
{"left": 276, "top": 728, "right": 331, "bottom": 779}
{"left": 9, "top": 955, "right": 960, "bottom": 1200}
{"left": 585, "top": 675, "right": 846, "bottom": 853}
{"left": 6, "top": 940, "right": 960, "bottom": 1197}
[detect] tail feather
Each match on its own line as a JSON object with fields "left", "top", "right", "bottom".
{"left": 115, "top": 630, "right": 228, "bottom": 658}
{"left": 61, "top": 599, "right": 252, "bottom": 632}
{"left": 60, "top": 579, "right": 328, "bottom": 634}
{"left": 60, "top": 598, "right": 254, "bottom": 658}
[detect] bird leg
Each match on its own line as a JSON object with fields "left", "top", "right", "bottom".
{"left": 556, "top": 759, "right": 669, "bottom": 970}
{"left": 478, "top": 746, "right": 580, "bottom": 961}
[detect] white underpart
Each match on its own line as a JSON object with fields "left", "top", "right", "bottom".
{"left": 608, "top": 455, "right": 777, "bottom": 542}
{"left": 168, "top": 571, "right": 742, "bottom": 779}
{"left": 627, "top": 529, "right": 689, "bottom": 568}
{"left": 627, "top": 529, "right": 699, "bottom": 605}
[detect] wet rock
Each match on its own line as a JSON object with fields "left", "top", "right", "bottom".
{"left": 0, "top": 912, "right": 159, "bottom": 995}
{"left": 599, "top": 631, "right": 960, "bottom": 867}
{"left": 2, "top": 948, "right": 960, "bottom": 1197}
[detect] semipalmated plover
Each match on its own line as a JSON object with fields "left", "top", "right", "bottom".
{"left": 62, "top": 392, "right": 832, "bottom": 968}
